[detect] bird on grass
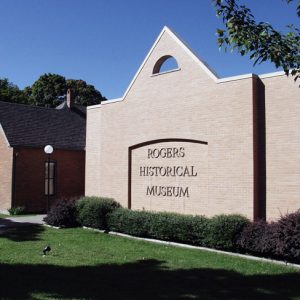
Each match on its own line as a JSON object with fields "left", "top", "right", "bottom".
{"left": 43, "top": 245, "right": 51, "bottom": 255}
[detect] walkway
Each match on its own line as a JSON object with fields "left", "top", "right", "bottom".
{"left": 0, "top": 215, "right": 46, "bottom": 231}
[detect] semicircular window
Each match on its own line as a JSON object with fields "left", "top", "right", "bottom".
{"left": 152, "top": 55, "right": 179, "bottom": 74}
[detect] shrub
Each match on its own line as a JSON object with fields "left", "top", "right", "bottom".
{"left": 108, "top": 208, "right": 152, "bottom": 237}
{"left": 274, "top": 210, "right": 300, "bottom": 263}
{"left": 188, "top": 215, "right": 211, "bottom": 246}
{"left": 238, "top": 210, "right": 300, "bottom": 263}
{"left": 108, "top": 208, "right": 210, "bottom": 247}
{"left": 237, "top": 221, "right": 277, "bottom": 258}
{"left": 205, "top": 214, "right": 249, "bottom": 251}
{"left": 148, "top": 212, "right": 209, "bottom": 246}
{"left": 8, "top": 206, "right": 25, "bottom": 215}
{"left": 76, "top": 196, "right": 121, "bottom": 230}
{"left": 44, "top": 199, "right": 78, "bottom": 227}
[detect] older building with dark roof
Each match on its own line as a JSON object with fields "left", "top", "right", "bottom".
{"left": 0, "top": 90, "right": 86, "bottom": 213}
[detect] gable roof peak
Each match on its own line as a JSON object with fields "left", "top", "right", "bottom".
{"left": 120, "top": 26, "right": 218, "bottom": 100}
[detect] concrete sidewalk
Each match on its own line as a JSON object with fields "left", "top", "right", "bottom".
{"left": 0, "top": 214, "right": 46, "bottom": 230}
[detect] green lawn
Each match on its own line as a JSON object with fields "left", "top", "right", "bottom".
{"left": 0, "top": 225, "right": 299, "bottom": 300}
{"left": 0, "top": 213, "right": 9, "bottom": 218}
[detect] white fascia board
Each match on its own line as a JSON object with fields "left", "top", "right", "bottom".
{"left": 87, "top": 104, "right": 102, "bottom": 110}
{"left": 217, "top": 73, "right": 255, "bottom": 83}
{"left": 101, "top": 98, "right": 123, "bottom": 105}
{"left": 0, "top": 123, "right": 11, "bottom": 147}
{"left": 259, "top": 71, "right": 285, "bottom": 79}
{"left": 217, "top": 70, "right": 286, "bottom": 83}
{"left": 87, "top": 98, "right": 124, "bottom": 110}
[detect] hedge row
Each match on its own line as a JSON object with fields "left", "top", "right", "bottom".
{"left": 44, "top": 197, "right": 300, "bottom": 263}
{"left": 108, "top": 208, "right": 248, "bottom": 251}
{"left": 44, "top": 197, "right": 248, "bottom": 251}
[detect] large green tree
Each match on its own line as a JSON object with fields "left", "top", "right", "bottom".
{"left": 214, "top": 0, "right": 300, "bottom": 83}
{"left": 0, "top": 78, "right": 28, "bottom": 104}
{"left": 29, "top": 73, "right": 67, "bottom": 107}
{"left": 28, "top": 73, "right": 106, "bottom": 107}
{"left": 66, "top": 79, "right": 106, "bottom": 106}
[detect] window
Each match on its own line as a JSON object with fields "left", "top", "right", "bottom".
{"left": 45, "top": 161, "right": 56, "bottom": 196}
{"left": 152, "top": 55, "right": 179, "bottom": 74}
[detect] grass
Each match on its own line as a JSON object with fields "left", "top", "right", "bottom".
{"left": 0, "top": 225, "right": 299, "bottom": 299}
{"left": 0, "top": 213, "right": 9, "bottom": 218}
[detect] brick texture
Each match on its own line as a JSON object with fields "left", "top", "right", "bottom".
{"left": 0, "top": 128, "right": 13, "bottom": 212}
{"left": 86, "top": 29, "right": 299, "bottom": 221}
{"left": 13, "top": 148, "right": 85, "bottom": 212}
{"left": 261, "top": 75, "right": 300, "bottom": 220}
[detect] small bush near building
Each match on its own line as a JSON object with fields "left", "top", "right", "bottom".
{"left": 238, "top": 210, "right": 300, "bottom": 263}
{"left": 148, "top": 212, "right": 209, "bottom": 246}
{"left": 76, "top": 196, "right": 121, "bottom": 230}
{"left": 274, "top": 210, "right": 300, "bottom": 263}
{"left": 8, "top": 206, "right": 25, "bottom": 215}
{"left": 205, "top": 214, "right": 250, "bottom": 251}
{"left": 107, "top": 208, "right": 152, "bottom": 237}
{"left": 237, "top": 221, "right": 278, "bottom": 258}
{"left": 44, "top": 199, "right": 79, "bottom": 227}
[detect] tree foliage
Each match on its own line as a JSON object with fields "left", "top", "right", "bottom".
{"left": 28, "top": 73, "right": 106, "bottom": 107}
{"left": 66, "top": 79, "right": 106, "bottom": 106}
{"left": 30, "top": 73, "right": 67, "bottom": 107}
{"left": 214, "top": 0, "right": 300, "bottom": 83}
{"left": 0, "top": 74, "right": 106, "bottom": 107}
{"left": 0, "top": 78, "right": 28, "bottom": 104}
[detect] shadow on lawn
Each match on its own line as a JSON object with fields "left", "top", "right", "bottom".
{"left": 0, "top": 219, "right": 44, "bottom": 241}
{"left": 0, "top": 259, "right": 299, "bottom": 299}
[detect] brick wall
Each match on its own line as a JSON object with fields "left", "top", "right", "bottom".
{"left": 0, "top": 127, "right": 13, "bottom": 212}
{"left": 86, "top": 29, "right": 300, "bottom": 221}
{"left": 14, "top": 148, "right": 85, "bottom": 212}
{"left": 260, "top": 74, "right": 300, "bottom": 220}
{"left": 85, "top": 108, "right": 102, "bottom": 196}
{"left": 86, "top": 30, "right": 254, "bottom": 219}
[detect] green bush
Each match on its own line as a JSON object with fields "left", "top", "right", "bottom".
{"left": 107, "top": 208, "right": 153, "bottom": 237}
{"left": 76, "top": 196, "right": 121, "bottom": 230}
{"left": 108, "top": 209, "right": 210, "bottom": 246}
{"left": 148, "top": 212, "right": 209, "bottom": 245}
{"left": 8, "top": 206, "right": 25, "bottom": 215}
{"left": 205, "top": 214, "right": 250, "bottom": 251}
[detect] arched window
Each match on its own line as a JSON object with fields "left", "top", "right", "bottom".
{"left": 152, "top": 55, "right": 179, "bottom": 74}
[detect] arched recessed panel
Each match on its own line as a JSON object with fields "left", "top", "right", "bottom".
{"left": 152, "top": 55, "right": 179, "bottom": 74}
{"left": 128, "top": 138, "right": 208, "bottom": 215}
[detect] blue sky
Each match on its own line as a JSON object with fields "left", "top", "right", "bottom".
{"left": 0, "top": 0, "right": 298, "bottom": 99}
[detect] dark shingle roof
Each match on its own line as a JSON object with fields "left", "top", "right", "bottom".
{"left": 0, "top": 101, "right": 86, "bottom": 150}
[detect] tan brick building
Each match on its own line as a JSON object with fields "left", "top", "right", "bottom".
{"left": 85, "top": 27, "right": 299, "bottom": 221}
